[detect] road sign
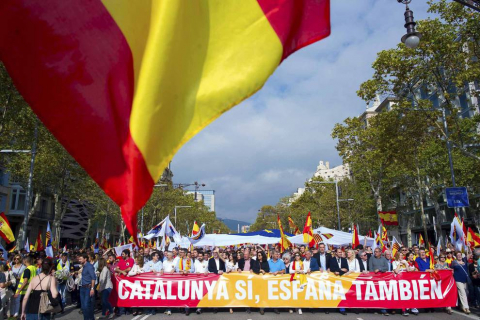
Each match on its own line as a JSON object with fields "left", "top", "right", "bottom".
{"left": 445, "top": 187, "right": 470, "bottom": 208}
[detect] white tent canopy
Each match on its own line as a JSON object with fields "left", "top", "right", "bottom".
{"left": 288, "top": 226, "right": 374, "bottom": 247}
{"left": 190, "top": 234, "right": 282, "bottom": 247}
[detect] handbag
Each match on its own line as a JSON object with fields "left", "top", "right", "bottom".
{"left": 38, "top": 276, "right": 62, "bottom": 314}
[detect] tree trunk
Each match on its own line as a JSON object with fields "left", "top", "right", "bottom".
{"left": 83, "top": 216, "right": 92, "bottom": 248}
{"left": 17, "top": 192, "right": 41, "bottom": 245}
{"left": 416, "top": 164, "right": 429, "bottom": 245}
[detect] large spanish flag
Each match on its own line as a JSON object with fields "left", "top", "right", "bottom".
{"left": 0, "top": 1, "right": 330, "bottom": 243}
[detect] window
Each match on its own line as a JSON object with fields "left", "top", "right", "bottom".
{"left": 10, "top": 188, "right": 26, "bottom": 211}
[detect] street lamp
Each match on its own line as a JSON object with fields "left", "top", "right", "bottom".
{"left": 175, "top": 181, "right": 206, "bottom": 202}
{"left": 398, "top": 1, "right": 422, "bottom": 49}
{"left": 174, "top": 205, "right": 192, "bottom": 229}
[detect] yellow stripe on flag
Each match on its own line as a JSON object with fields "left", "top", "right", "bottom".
{"left": 102, "top": 0, "right": 283, "bottom": 181}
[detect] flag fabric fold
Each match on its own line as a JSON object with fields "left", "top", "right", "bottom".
{"left": 378, "top": 211, "right": 399, "bottom": 226}
{"left": 288, "top": 216, "right": 301, "bottom": 235}
{"left": 0, "top": 0, "right": 331, "bottom": 244}
{"left": 0, "top": 213, "right": 15, "bottom": 245}
{"left": 351, "top": 224, "right": 360, "bottom": 249}
{"left": 45, "top": 222, "right": 54, "bottom": 258}
{"left": 302, "top": 212, "right": 315, "bottom": 248}
{"left": 277, "top": 215, "right": 292, "bottom": 253}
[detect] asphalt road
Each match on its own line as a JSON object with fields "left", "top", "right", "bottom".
{"left": 55, "top": 306, "right": 480, "bottom": 320}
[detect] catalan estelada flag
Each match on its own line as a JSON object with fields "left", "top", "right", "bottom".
{"left": 0, "top": 1, "right": 330, "bottom": 243}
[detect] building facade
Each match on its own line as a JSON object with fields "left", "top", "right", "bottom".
{"left": 187, "top": 190, "right": 215, "bottom": 212}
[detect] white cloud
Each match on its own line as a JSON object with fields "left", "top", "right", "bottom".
{"left": 171, "top": 0, "right": 434, "bottom": 223}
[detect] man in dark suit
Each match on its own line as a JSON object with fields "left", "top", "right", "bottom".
{"left": 329, "top": 248, "right": 349, "bottom": 315}
{"left": 237, "top": 249, "right": 253, "bottom": 272}
{"left": 313, "top": 243, "right": 330, "bottom": 271}
{"left": 357, "top": 250, "right": 370, "bottom": 273}
{"left": 208, "top": 250, "right": 226, "bottom": 274}
{"left": 303, "top": 250, "right": 320, "bottom": 272}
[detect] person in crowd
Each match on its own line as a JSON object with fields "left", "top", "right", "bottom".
{"left": 237, "top": 249, "right": 252, "bottom": 273}
{"left": 20, "top": 258, "right": 59, "bottom": 320}
{"left": 368, "top": 248, "right": 389, "bottom": 316}
{"left": 208, "top": 250, "right": 225, "bottom": 275}
{"left": 10, "top": 255, "right": 25, "bottom": 319}
{"left": 174, "top": 249, "right": 194, "bottom": 316}
{"left": 345, "top": 249, "right": 360, "bottom": 274}
{"left": 15, "top": 257, "right": 36, "bottom": 317}
{"left": 114, "top": 249, "right": 133, "bottom": 316}
{"left": 392, "top": 252, "right": 407, "bottom": 274}
{"left": 405, "top": 252, "right": 419, "bottom": 271}
{"left": 329, "top": 248, "right": 349, "bottom": 315}
{"left": 384, "top": 250, "right": 393, "bottom": 272}
{"left": 435, "top": 254, "right": 452, "bottom": 315}
{"left": 96, "top": 258, "right": 114, "bottom": 320}
{"left": 128, "top": 255, "right": 145, "bottom": 316}
{"left": 469, "top": 255, "right": 480, "bottom": 309}
{"left": 302, "top": 250, "right": 320, "bottom": 274}
{"left": 357, "top": 250, "right": 369, "bottom": 273}
{"left": 289, "top": 252, "right": 305, "bottom": 315}
{"left": 193, "top": 252, "right": 209, "bottom": 315}
{"left": 35, "top": 258, "right": 43, "bottom": 276}
{"left": 106, "top": 254, "right": 117, "bottom": 275}
{"left": 268, "top": 250, "right": 285, "bottom": 276}
{"left": 78, "top": 253, "right": 96, "bottom": 320}
{"left": 144, "top": 251, "right": 163, "bottom": 274}
{"left": 252, "top": 251, "right": 269, "bottom": 276}
{"left": 445, "top": 249, "right": 454, "bottom": 265}
{"left": 451, "top": 252, "right": 470, "bottom": 314}
{"left": 313, "top": 243, "right": 330, "bottom": 271}
{"left": 55, "top": 253, "right": 70, "bottom": 313}
{"left": 282, "top": 253, "right": 292, "bottom": 273}
{"left": 415, "top": 249, "right": 433, "bottom": 273}
{"left": 162, "top": 252, "right": 176, "bottom": 316}
{"left": 0, "top": 264, "right": 10, "bottom": 320}
{"left": 225, "top": 252, "right": 237, "bottom": 274}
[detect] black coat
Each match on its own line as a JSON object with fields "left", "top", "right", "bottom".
{"left": 358, "top": 258, "right": 369, "bottom": 272}
{"left": 329, "top": 256, "right": 349, "bottom": 275}
{"left": 237, "top": 258, "right": 253, "bottom": 271}
{"left": 313, "top": 252, "right": 330, "bottom": 270}
{"left": 208, "top": 258, "right": 226, "bottom": 274}
{"left": 251, "top": 259, "right": 270, "bottom": 274}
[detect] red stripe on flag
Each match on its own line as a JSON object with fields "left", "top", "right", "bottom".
{"left": 257, "top": 0, "right": 331, "bottom": 61}
{"left": 0, "top": 2, "right": 153, "bottom": 240}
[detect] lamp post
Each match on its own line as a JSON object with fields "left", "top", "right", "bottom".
{"left": 397, "top": 0, "right": 422, "bottom": 49}
{"left": 309, "top": 180, "right": 341, "bottom": 230}
{"left": 174, "top": 205, "right": 192, "bottom": 229}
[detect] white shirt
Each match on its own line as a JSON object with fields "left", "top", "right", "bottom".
{"left": 303, "top": 259, "right": 311, "bottom": 272}
{"left": 214, "top": 258, "right": 220, "bottom": 271}
{"left": 163, "top": 260, "right": 176, "bottom": 272}
{"left": 127, "top": 264, "right": 145, "bottom": 276}
{"left": 318, "top": 253, "right": 327, "bottom": 270}
{"left": 194, "top": 260, "right": 208, "bottom": 273}
{"left": 347, "top": 259, "right": 360, "bottom": 272}
{"left": 226, "top": 261, "right": 237, "bottom": 273}
{"left": 360, "top": 259, "right": 368, "bottom": 271}
{"left": 289, "top": 260, "right": 304, "bottom": 274}
{"left": 175, "top": 258, "right": 195, "bottom": 273}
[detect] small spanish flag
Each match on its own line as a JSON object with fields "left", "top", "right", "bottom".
{"left": 0, "top": 213, "right": 15, "bottom": 245}
{"left": 288, "top": 216, "right": 301, "bottom": 235}
{"left": 378, "top": 211, "right": 399, "bottom": 226}
{"left": 0, "top": 1, "right": 330, "bottom": 244}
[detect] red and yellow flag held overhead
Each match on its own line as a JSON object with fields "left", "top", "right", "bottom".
{"left": 0, "top": 1, "right": 330, "bottom": 243}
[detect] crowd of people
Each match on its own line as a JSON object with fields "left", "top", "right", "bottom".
{"left": 0, "top": 241, "right": 478, "bottom": 320}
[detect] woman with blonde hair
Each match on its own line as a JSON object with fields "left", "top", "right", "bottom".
{"left": 10, "top": 255, "right": 24, "bottom": 319}
{"left": 345, "top": 249, "right": 360, "bottom": 274}
{"left": 392, "top": 252, "right": 408, "bottom": 274}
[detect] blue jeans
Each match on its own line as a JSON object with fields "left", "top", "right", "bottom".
{"left": 26, "top": 314, "right": 51, "bottom": 320}
{"left": 57, "top": 282, "right": 67, "bottom": 308}
{"left": 80, "top": 287, "right": 95, "bottom": 320}
{"left": 101, "top": 288, "right": 113, "bottom": 316}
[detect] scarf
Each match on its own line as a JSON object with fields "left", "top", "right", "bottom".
{"left": 289, "top": 260, "right": 307, "bottom": 287}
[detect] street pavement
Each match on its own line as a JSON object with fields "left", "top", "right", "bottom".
{"left": 55, "top": 306, "right": 480, "bottom": 320}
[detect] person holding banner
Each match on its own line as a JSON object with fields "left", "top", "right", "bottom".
{"left": 329, "top": 248, "right": 348, "bottom": 315}
{"left": 97, "top": 258, "right": 114, "bottom": 320}
{"left": 144, "top": 251, "right": 163, "bottom": 274}
{"left": 175, "top": 249, "right": 194, "bottom": 316}
{"left": 207, "top": 250, "right": 225, "bottom": 275}
{"left": 289, "top": 252, "right": 305, "bottom": 315}
{"left": 435, "top": 254, "right": 452, "bottom": 314}
{"left": 128, "top": 256, "right": 146, "bottom": 316}
{"left": 225, "top": 253, "right": 238, "bottom": 274}
{"left": 451, "top": 252, "right": 470, "bottom": 314}
{"left": 367, "top": 248, "right": 389, "bottom": 316}
{"left": 345, "top": 249, "right": 360, "bottom": 273}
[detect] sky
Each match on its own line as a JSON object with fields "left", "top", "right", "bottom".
{"left": 172, "top": 0, "right": 434, "bottom": 223}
